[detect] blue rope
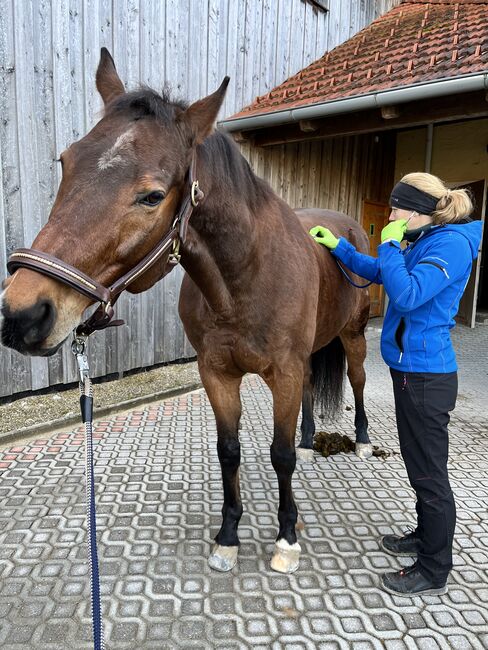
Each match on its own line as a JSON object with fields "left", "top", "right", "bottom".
{"left": 75, "top": 340, "right": 105, "bottom": 650}
{"left": 84, "top": 402, "right": 104, "bottom": 650}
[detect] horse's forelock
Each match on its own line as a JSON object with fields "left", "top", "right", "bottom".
{"left": 107, "top": 88, "right": 188, "bottom": 125}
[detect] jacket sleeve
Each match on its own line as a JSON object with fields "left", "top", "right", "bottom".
{"left": 378, "top": 238, "right": 472, "bottom": 312}
{"left": 331, "top": 237, "right": 382, "bottom": 284}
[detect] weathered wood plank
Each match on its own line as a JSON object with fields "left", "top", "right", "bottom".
{"left": 1, "top": 0, "right": 33, "bottom": 393}
{"left": 0, "top": 88, "right": 12, "bottom": 395}
{"left": 15, "top": 1, "right": 50, "bottom": 390}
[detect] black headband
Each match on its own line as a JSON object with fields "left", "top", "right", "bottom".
{"left": 389, "top": 182, "right": 439, "bottom": 215}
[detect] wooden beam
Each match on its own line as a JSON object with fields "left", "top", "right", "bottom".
{"left": 381, "top": 105, "right": 400, "bottom": 120}
{"left": 231, "top": 130, "right": 254, "bottom": 144}
{"left": 299, "top": 119, "right": 319, "bottom": 132}
{"left": 244, "top": 91, "right": 488, "bottom": 147}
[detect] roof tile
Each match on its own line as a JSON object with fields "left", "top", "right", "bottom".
{"left": 228, "top": 1, "right": 488, "bottom": 121}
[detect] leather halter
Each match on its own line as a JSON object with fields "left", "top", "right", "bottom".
{"left": 7, "top": 156, "right": 203, "bottom": 337}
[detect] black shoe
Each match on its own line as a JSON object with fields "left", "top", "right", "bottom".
{"left": 381, "top": 564, "right": 447, "bottom": 596}
{"left": 380, "top": 530, "right": 420, "bottom": 557}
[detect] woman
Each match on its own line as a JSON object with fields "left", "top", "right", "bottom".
{"left": 310, "top": 172, "right": 483, "bottom": 596}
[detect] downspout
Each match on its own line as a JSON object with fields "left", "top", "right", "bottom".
{"left": 424, "top": 123, "right": 434, "bottom": 173}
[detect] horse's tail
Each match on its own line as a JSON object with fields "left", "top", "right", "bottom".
{"left": 311, "top": 337, "right": 346, "bottom": 419}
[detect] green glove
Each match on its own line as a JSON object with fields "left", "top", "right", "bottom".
{"left": 381, "top": 219, "right": 408, "bottom": 243}
{"left": 309, "top": 226, "right": 339, "bottom": 250}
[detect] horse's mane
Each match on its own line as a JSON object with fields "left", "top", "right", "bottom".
{"left": 201, "top": 132, "right": 272, "bottom": 213}
{"left": 107, "top": 87, "right": 273, "bottom": 213}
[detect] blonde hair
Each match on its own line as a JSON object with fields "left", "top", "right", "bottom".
{"left": 400, "top": 172, "right": 473, "bottom": 224}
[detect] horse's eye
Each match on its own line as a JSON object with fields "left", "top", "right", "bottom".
{"left": 139, "top": 191, "right": 165, "bottom": 207}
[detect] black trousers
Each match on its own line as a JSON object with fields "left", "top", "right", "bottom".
{"left": 390, "top": 368, "right": 458, "bottom": 585}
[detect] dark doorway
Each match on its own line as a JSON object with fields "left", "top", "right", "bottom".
{"left": 476, "top": 215, "right": 488, "bottom": 311}
{"left": 456, "top": 180, "right": 485, "bottom": 327}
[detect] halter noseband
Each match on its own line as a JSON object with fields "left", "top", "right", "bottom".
{"left": 7, "top": 156, "right": 203, "bottom": 337}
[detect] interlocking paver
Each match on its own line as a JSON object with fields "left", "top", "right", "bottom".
{"left": 0, "top": 324, "right": 487, "bottom": 648}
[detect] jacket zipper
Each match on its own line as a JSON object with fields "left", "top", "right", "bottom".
{"left": 418, "top": 259, "right": 450, "bottom": 279}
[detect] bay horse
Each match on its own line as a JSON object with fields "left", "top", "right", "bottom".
{"left": 1, "top": 49, "right": 371, "bottom": 574}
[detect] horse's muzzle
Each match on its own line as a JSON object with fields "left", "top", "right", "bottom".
{"left": 1, "top": 299, "right": 58, "bottom": 355}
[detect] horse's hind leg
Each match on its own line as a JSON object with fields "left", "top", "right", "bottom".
{"left": 200, "top": 366, "right": 244, "bottom": 571}
{"left": 264, "top": 363, "right": 303, "bottom": 573}
{"left": 339, "top": 326, "right": 372, "bottom": 459}
{"left": 297, "top": 367, "right": 315, "bottom": 462}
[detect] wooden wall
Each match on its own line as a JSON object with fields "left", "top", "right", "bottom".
{"left": 241, "top": 131, "right": 396, "bottom": 219}
{"left": 0, "top": 0, "right": 400, "bottom": 398}
{"left": 395, "top": 119, "right": 488, "bottom": 187}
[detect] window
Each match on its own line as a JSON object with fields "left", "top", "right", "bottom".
{"left": 302, "top": 0, "right": 329, "bottom": 11}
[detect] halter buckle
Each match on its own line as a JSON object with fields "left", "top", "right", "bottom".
{"left": 168, "top": 239, "right": 181, "bottom": 265}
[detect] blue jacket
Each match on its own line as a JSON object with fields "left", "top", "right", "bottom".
{"left": 332, "top": 221, "right": 483, "bottom": 373}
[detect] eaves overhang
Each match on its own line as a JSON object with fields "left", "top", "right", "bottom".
{"left": 219, "top": 72, "right": 488, "bottom": 133}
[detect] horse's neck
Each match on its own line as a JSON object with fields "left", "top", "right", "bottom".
{"left": 181, "top": 147, "right": 264, "bottom": 315}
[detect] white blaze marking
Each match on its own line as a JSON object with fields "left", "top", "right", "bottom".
{"left": 97, "top": 127, "right": 137, "bottom": 170}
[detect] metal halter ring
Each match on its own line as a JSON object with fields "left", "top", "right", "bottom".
{"left": 191, "top": 180, "right": 200, "bottom": 207}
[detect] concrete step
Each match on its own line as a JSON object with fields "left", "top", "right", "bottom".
{"left": 475, "top": 310, "right": 488, "bottom": 324}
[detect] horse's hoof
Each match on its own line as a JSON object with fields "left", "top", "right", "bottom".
{"left": 355, "top": 442, "right": 373, "bottom": 459}
{"left": 296, "top": 447, "right": 314, "bottom": 462}
{"left": 208, "top": 544, "right": 238, "bottom": 572}
{"left": 270, "top": 539, "right": 301, "bottom": 574}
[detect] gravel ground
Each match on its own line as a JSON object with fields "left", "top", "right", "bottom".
{"left": 0, "top": 359, "right": 201, "bottom": 444}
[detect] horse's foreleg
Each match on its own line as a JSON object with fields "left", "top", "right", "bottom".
{"left": 200, "top": 368, "right": 243, "bottom": 571}
{"left": 265, "top": 367, "right": 303, "bottom": 573}
{"left": 297, "top": 368, "right": 315, "bottom": 462}
{"left": 340, "top": 330, "right": 372, "bottom": 459}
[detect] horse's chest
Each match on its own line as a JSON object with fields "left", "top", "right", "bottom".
{"left": 199, "top": 328, "right": 268, "bottom": 374}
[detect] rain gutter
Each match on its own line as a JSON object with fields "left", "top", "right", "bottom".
{"left": 219, "top": 73, "right": 488, "bottom": 132}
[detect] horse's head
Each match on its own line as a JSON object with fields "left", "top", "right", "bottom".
{"left": 1, "top": 49, "right": 228, "bottom": 356}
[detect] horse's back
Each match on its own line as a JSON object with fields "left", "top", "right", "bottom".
{"left": 295, "top": 208, "right": 369, "bottom": 255}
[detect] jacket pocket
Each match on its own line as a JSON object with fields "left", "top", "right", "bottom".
{"left": 394, "top": 317, "right": 406, "bottom": 362}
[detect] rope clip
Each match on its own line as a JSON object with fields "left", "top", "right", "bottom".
{"left": 71, "top": 334, "right": 90, "bottom": 384}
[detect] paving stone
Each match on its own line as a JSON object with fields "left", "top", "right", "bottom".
{"left": 0, "top": 325, "right": 487, "bottom": 648}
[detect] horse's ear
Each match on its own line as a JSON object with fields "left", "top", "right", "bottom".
{"left": 96, "top": 47, "right": 125, "bottom": 106}
{"left": 181, "top": 77, "right": 230, "bottom": 144}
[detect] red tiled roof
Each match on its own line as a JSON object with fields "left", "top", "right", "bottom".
{"left": 228, "top": 1, "right": 488, "bottom": 122}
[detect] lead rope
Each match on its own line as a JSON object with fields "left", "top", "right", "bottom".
{"left": 72, "top": 335, "right": 105, "bottom": 650}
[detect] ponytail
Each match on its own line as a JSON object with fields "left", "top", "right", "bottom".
{"left": 400, "top": 172, "right": 473, "bottom": 224}
{"left": 432, "top": 188, "right": 474, "bottom": 225}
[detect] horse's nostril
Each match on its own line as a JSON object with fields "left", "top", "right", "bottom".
{"left": 22, "top": 300, "right": 56, "bottom": 345}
